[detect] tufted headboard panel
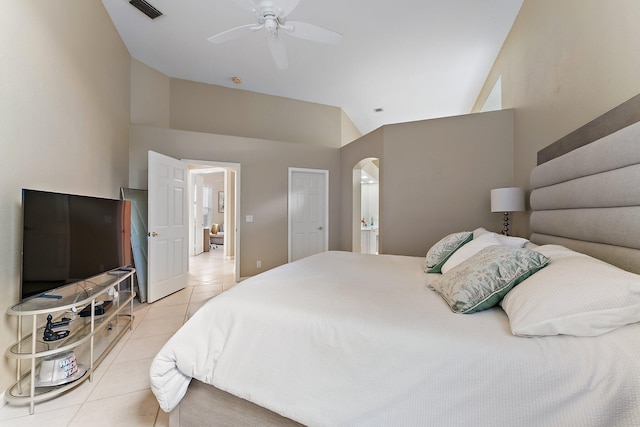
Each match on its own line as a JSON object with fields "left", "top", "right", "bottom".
{"left": 529, "top": 95, "right": 640, "bottom": 274}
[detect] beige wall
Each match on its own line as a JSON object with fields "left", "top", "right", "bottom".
{"left": 131, "top": 59, "right": 171, "bottom": 128}
{"left": 131, "top": 63, "right": 362, "bottom": 148}
{"left": 341, "top": 110, "right": 514, "bottom": 257}
{"left": 129, "top": 126, "right": 341, "bottom": 277}
{"left": 381, "top": 110, "right": 514, "bottom": 256}
{"left": 0, "top": 0, "right": 130, "bottom": 396}
{"left": 137, "top": 108, "right": 508, "bottom": 275}
{"left": 473, "top": 0, "right": 640, "bottom": 237}
{"left": 169, "top": 79, "right": 351, "bottom": 148}
{"left": 341, "top": 110, "right": 362, "bottom": 147}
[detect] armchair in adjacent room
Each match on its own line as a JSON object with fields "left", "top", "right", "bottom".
{"left": 209, "top": 223, "right": 224, "bottom": 248}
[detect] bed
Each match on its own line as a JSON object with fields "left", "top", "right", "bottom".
{"left": 150, "top": 95, "right": 640, "bottom": 427}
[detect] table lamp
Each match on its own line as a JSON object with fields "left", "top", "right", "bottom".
{"left": 491, "top": 187, "right": 525, "bottom": 236}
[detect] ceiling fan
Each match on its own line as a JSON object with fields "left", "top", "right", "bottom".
{"left": 207, "top": 0, "right": 342, "bottom": 70}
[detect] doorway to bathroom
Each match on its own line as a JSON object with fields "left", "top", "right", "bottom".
{"left": 354, "top": 158, "right": 379, "bottom": 254}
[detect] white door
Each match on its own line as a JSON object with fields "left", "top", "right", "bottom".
{"left": 288, "top": 168, "right": 328, "bottom": 262}
{"left": 192, "top": 174, "right": 204, "bottom": 256}
{"left": 148, "top": 151, "right": 189, "bottom": 302}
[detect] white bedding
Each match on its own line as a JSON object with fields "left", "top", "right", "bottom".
{"left": 150, "top": 251, "right": 640, "bottom": 426}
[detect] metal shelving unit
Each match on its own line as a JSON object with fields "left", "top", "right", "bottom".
{"left": 5, "top": 269, "right": 136, "bottom": 414}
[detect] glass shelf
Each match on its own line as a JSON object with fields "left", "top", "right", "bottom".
{"left": 7, "top": 291, "right": 135, "bottom": 359}
{"left": 6, "top": 315, "right": 133, "bottom": 402}
{"left": 8, "top": 269, "right": 134, "bottom": 316}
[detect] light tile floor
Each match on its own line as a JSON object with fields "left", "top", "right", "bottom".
{"left": 0, "top": 249, "right": 236, "bottom": 427}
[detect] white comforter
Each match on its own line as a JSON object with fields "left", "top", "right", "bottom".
{"left": 150, "top": 251, "right": 640, "bottom": 426}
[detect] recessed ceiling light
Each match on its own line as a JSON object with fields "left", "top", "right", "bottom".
{"left": 374, "top": 108, "right": 384, "bottom": 113}
{"left": 232, "top": 76, "right": 242, "bottom": 84}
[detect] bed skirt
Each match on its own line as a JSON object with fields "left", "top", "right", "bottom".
{"left": 169, "top": 379, "right": 304, "bottom": 427}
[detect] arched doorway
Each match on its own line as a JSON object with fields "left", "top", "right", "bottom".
{"left": 353, "top": 158, "right": 379, "bottom": 253}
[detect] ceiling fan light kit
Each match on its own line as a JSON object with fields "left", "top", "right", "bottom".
{"left": 208, "top": 0, "right": 342, "bottom": 69}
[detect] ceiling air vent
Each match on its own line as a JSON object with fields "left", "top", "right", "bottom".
{"left": 129, "top": 0, "right": 163, "bottom": 20}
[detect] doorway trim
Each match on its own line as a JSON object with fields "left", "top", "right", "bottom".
{"left": 288, "top": 167, "right": 329, "bottom": 262}
{"left": 183, "top": 159, "right": 241, "bottom": 283}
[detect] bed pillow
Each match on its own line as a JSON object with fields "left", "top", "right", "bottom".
{"left": 472, "top": 227, "right": 529, "bottom": 247}
{"left": 501, "top": 245, "right": 640, "bottom": 337}
{"left": 441, "top": 232, "right": 502, "bottom": 274}
{"left": 424, "top": 231, "right": 473, "bottom": 273}
{"left": 497, "top": 235, "right": 530, "bottom": 248}
{"left": 428, "top": 245, "right": 549, "bottom": 314}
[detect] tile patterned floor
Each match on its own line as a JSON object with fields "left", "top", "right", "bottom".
{"left": 0, "top": 250, "right": 236, "bottom": 427}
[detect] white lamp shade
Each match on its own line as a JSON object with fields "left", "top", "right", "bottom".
{"left": 491, "top": 187, "right": 525, "bottom": 212}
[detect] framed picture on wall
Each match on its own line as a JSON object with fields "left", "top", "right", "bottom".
{"left": 218, "top": 191, "right": 224, "bottom": 213}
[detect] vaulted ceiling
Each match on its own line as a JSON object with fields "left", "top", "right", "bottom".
{"left": 102, "top": 0, "right": 522, "bottom": 135}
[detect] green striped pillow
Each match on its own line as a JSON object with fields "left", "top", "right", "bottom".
{"left": 425, "top": 231, "right": 473, "bottom": 273}
{"left": 428, "top": 245, "right": 549, "bottom": 313}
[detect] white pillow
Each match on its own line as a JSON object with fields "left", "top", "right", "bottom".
{"left": 501, "top": 245, "right": 640, "bottom": 337}
{"left": 497, "top": 235, "right": 529, "bottom": 248}
{"left": 472, "top": 227, "right": 490, "bottom": 238}
{"left": 497, "top": 235, "right": 529, "bottom": 247}
{"left": 472, "top": 227, "right": 528, "bottom": 248}
{"left": 441, "top": 233, "right": 502, "bottom": 274}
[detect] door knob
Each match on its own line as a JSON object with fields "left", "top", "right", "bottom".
{"left": 318, "top": 226, "right": 323, "bottom": 230}
{"left": 148, "top": 232, "right": 158, "bottom": 237}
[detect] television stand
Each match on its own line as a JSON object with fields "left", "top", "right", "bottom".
{"left": 4, "top": 269, "right": 136, "bottom": 414}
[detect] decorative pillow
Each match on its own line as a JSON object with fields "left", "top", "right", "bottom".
{"left": 472, "top": 227, "right": 529, "bottom": 247}
{"left": 424, "top": 231, "right": 473, "bottom": 273}
{"left": 501, "top": 245, "right": 640, "bottom": 337}
{"left": 428, "top": 246, "right": 549, "bottom": 314}
{"left": 441, "top": 233, "right": 502, "bottom": 274}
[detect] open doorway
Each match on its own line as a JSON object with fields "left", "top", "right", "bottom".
{"left": 353, "top": 158, "right": 379, "bottom": 254}
{"left": 186, "top": 159, "right": 240, "bottom": 283}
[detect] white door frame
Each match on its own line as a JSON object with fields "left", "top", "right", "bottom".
{"left": 191, "top": 173, "right": 205, "bottom": 256}
{"left": 288, "top": 167, "right": 329, "bottom": 262}
{"left": 183, "top": 159, "right": 241, "bottom": 283}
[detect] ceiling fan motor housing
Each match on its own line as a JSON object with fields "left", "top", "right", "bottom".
{"left": 264, "top": 16, "right": 279, "bottom": 36}
{"left": 255, "top": 5, "right": 282, "bottom": 37}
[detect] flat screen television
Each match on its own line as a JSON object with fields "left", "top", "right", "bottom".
{"left": 20, "top": 189, "right": 132, "bottom": 301}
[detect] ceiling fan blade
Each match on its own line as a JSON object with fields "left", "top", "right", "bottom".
{"left": 278, "top": 0, "right": 302, "bottom": 18}
{"left": 207, "top": 24, "right": 259, "bottom": 44}
{"left": 282, "top": 21, "right": 342, "bottom": 44}
{"left": 268, "top": 36, "right": 288, "bottom": 69}
{"left": 231, "top": 0, "right": 258, "bottom": 12}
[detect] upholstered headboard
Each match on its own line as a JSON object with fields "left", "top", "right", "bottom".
{"left": 529, "top": 94, "right": 640, "bottom": 274}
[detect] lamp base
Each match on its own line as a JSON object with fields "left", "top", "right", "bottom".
{"left": 502, "top": 212, "right": 510, "bottom": 236}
